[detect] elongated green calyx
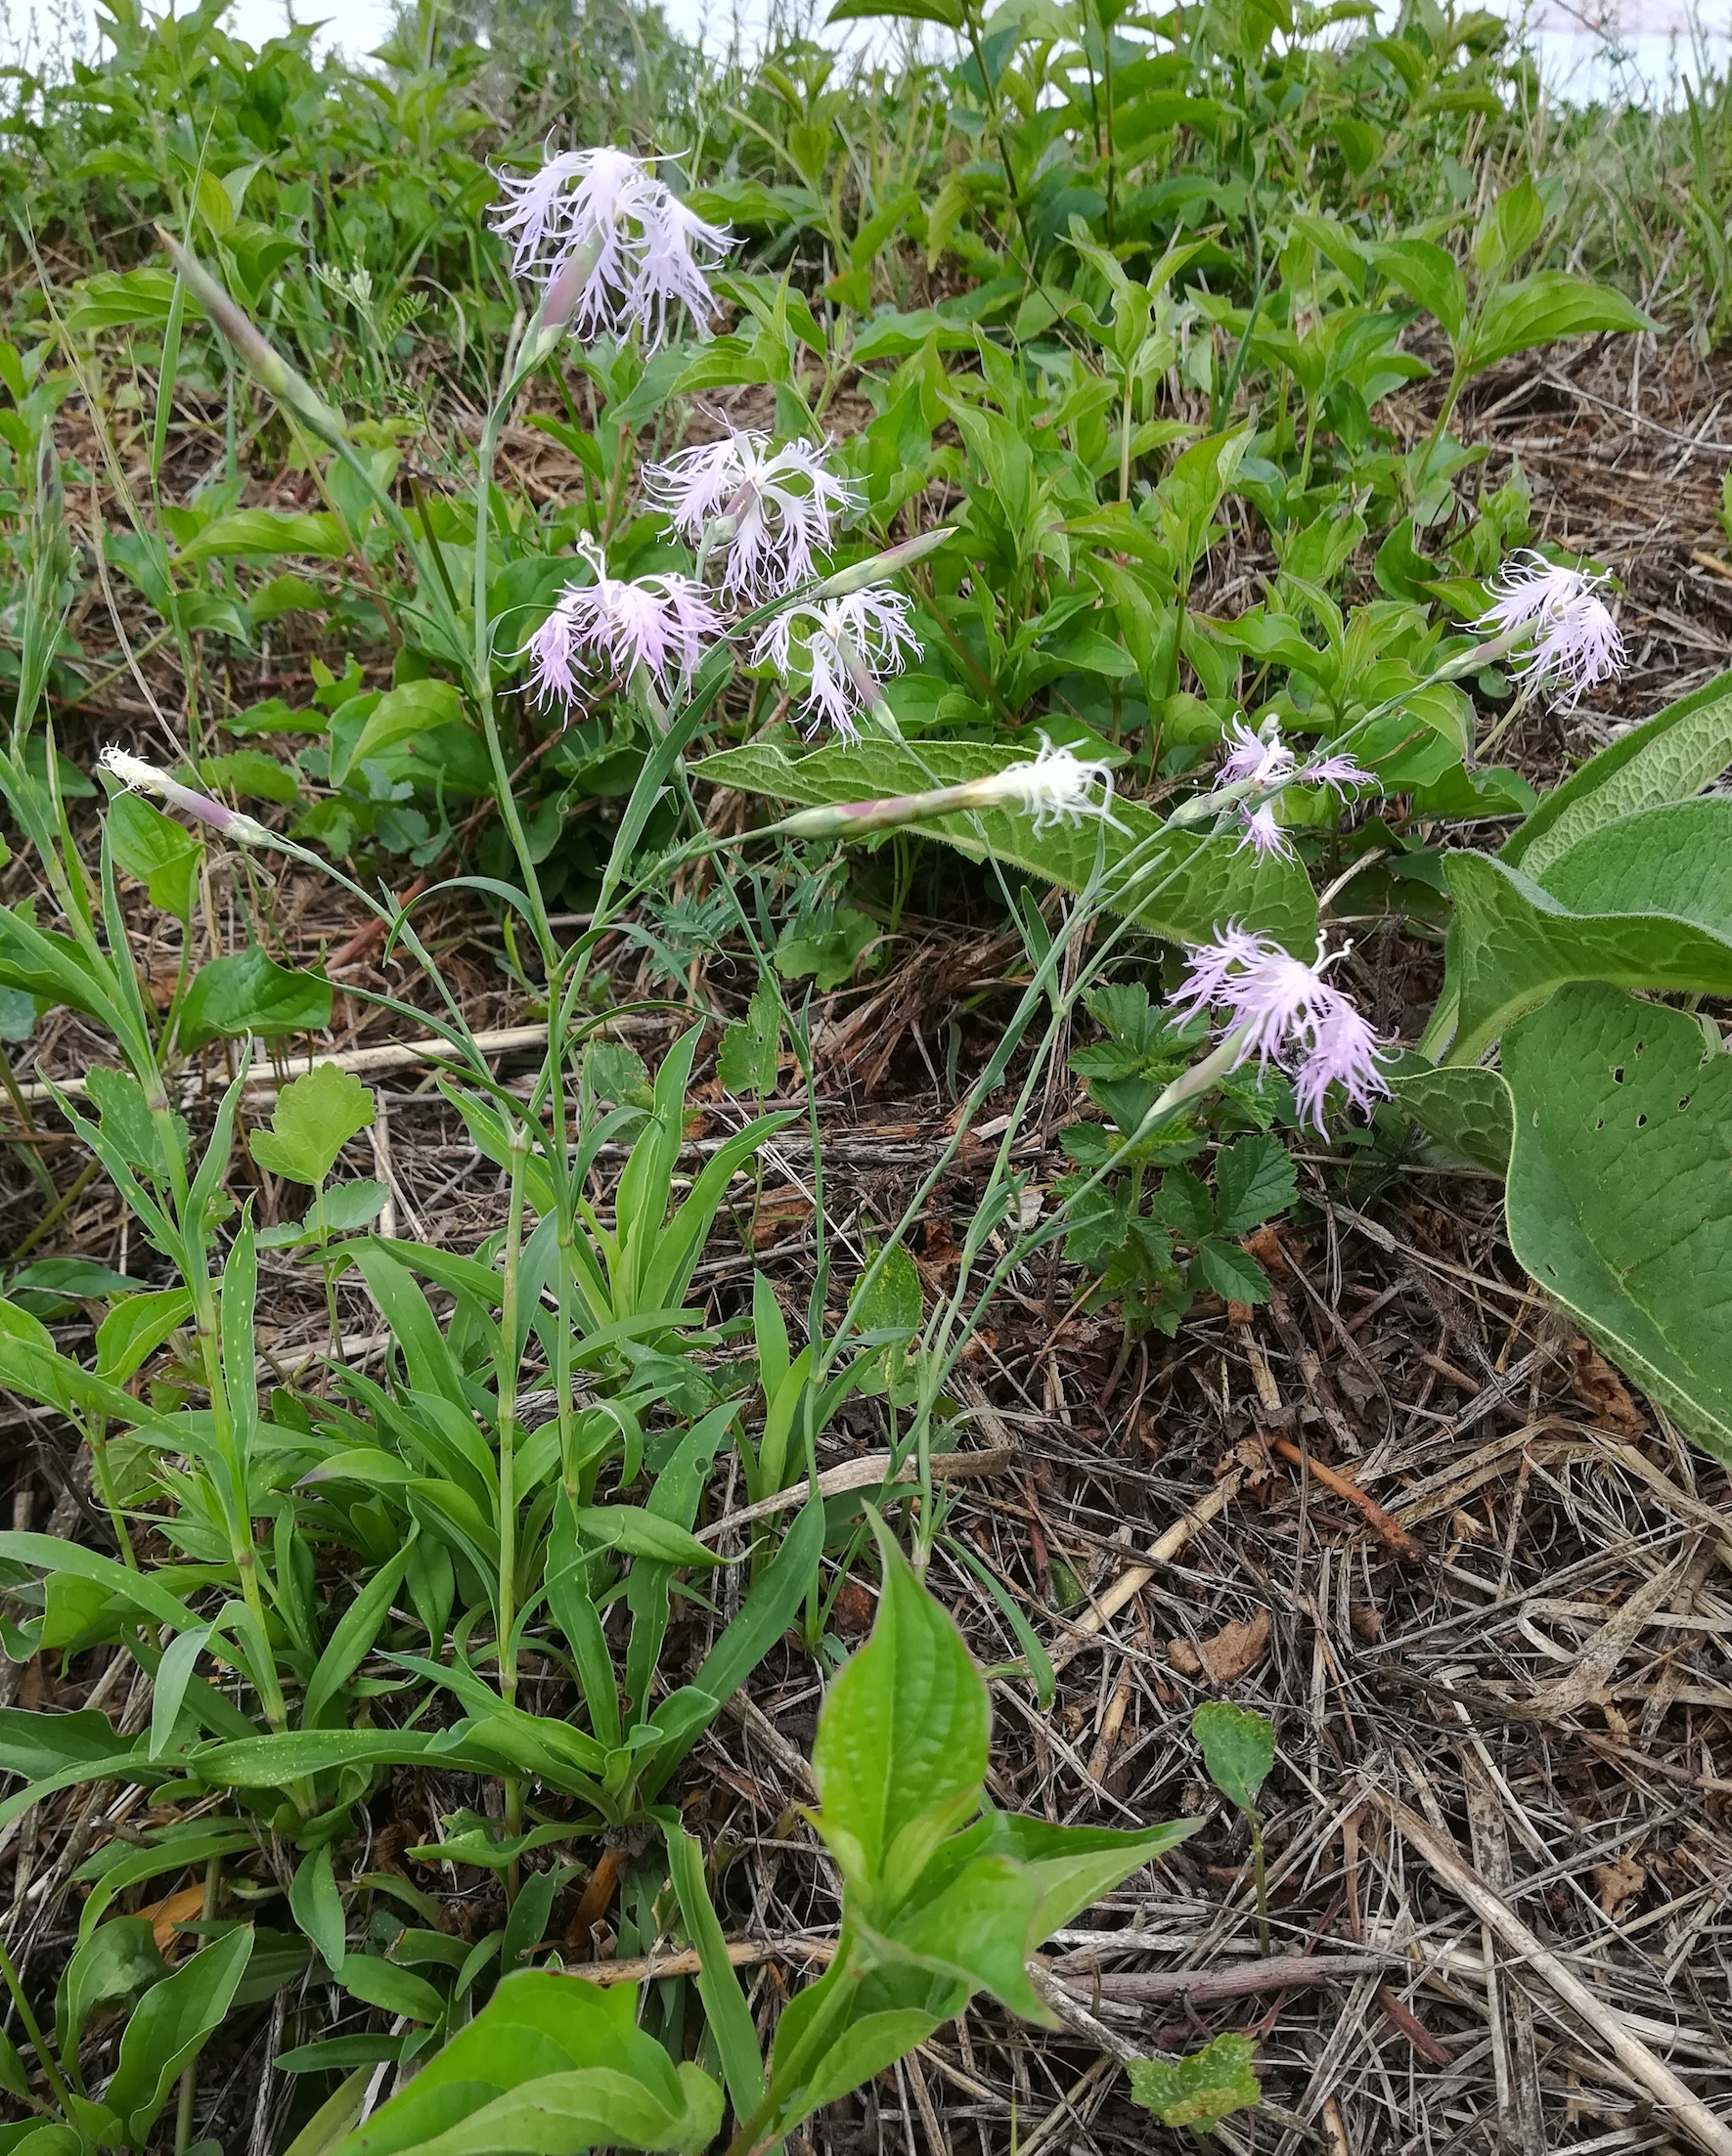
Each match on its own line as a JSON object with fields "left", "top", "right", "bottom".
{"left": 776, "top": 737, "right": 1119, "bottom": 840}
{"left": 158, "top": 230, "right": 349, "bottom": 445}
{"left": 812, "top": 526, "right": 956, "bottom": 599}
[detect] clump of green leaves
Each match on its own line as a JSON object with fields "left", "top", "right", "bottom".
{"left": 1055, "top": 985, "right": 1299, "bottom": 1334}
{"left": 268, "top": 1517, "right": 1197, "bottom": 2156}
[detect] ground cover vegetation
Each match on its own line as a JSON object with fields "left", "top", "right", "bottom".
{"left": 3, "top": 0, "right": 1732, "bottom": 2146}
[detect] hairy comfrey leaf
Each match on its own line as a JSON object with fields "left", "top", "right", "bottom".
{"left": 1502, "top": 984, "right": 1732, "bottom": 1465}
{"left": 1128, "top": 2033, "right": 1262, "bottom": 2129}
{"left": 249, "top": 1062, "right": 377, "bottom": 1186}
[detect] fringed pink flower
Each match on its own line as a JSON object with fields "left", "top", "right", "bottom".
{"left": 525, "top": 535, "right": 723, "bottom": 708}
{"left": 1479, "top": 551, "right": 1625, "bottom": 706}
{"left": 644, "top": 429, "right": 854, "bottom": 599}
{"left": 488, "top": 145, "right": 732, "bottom": 348}
{"left": 1218, "top": 719, "right": 1373, "bottom": 859}
{"left": 1171, "top": 927, "right": 1389, "bottom": 1133}
{"left": 752, "top": 584, "right": 921, "bottom": 741}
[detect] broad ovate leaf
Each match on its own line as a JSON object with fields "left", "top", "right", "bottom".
{"left": 337, "top": 1970, "right": 721, "bottom": 2156}
{"left": 1502, "top": 983, "right": 1732, "bottom": 1465}
{"left": 1192, "top": 1700, "right": 1274, "bottom": 1813}
{"left": 812, "top": 1515, "right": 988, "bottom": 1916}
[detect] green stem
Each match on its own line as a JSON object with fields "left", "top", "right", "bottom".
{"left": 0, "top": 1933, "right": 72, "bottom": 2116}
{"left": 497, "top": 1122, "right": 530, "bottom": 1889}
{"left": 1248, "top": 1807, "right": 1269, "bottom": 1958}
{"left": 173, "top": 1857, "right": 222, "bottom": 2153}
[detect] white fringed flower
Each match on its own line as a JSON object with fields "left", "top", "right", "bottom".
{"left": 100, "top": 747, "right": 272, "bottom": 845}
{"left": 975, "top": 736, "right": 1120, "bottom": 833}
{"left": 753, "top": 584, "right": 921, "bottom": 741}
{"left": 488, "top": 145, "right": 732, "bottom": 349}
{"left": 1479, "top": 550, "right": 1625, "bottom": 706}
{"left": 525, "top": 535, "right": 724, "bottom": 708}
{"left": 1217, "top": 718, "right": 1374, "bottom": 859}
{"left": 644, "top": 429, "right": 854, "bottom": 599}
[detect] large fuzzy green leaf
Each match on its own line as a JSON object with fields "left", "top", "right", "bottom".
{"left": 1502, "top": 984, "right": 1732, "bottom": 1464}
{"left": 1502, "top": 668, "right": 1732, "bottom": 880}
{"left": 1443, "top": 803, "right": 1732, "bottom": 1061}
{"left": 693, "top": 740, "right": 1318, "bottom": 953}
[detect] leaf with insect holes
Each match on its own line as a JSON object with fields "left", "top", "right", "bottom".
{"left": 718, "top": 982, "right": 781, "bottom": 1098}
{"left": 1128, "top": 2033, "right": 1261, "bottom": 2129}
{"left": 1192, "top": 1700, "right": 1274, "bottom": 1813}
{"left": 250, "top": 1064, "right": 377, "bottom": 1187}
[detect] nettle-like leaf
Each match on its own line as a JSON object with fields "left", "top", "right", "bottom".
{"left": 1128, "top": 2032, "right": 1262, "bottom": 2129}
{"left": 694, "top": 739, "right": 1319, "bottom": 955}
{"left": 1193, "top": 1700, "right": 1275, "bottom": 1814}
{"left": 1502, "top": 983, "right": 1732, "bottom": 1465}
{"left": 249, "top": 1062, "right": 377, "bottom": 1186}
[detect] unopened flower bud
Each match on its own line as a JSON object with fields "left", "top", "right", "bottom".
{"left": 100, "top": 746, "right": 272, "bottom": 846}
{"left": 811, "top": 526, "right": 955, "bottom": 600}
{"left": 160, "top": 230, "right": 349, "bottom": 448}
